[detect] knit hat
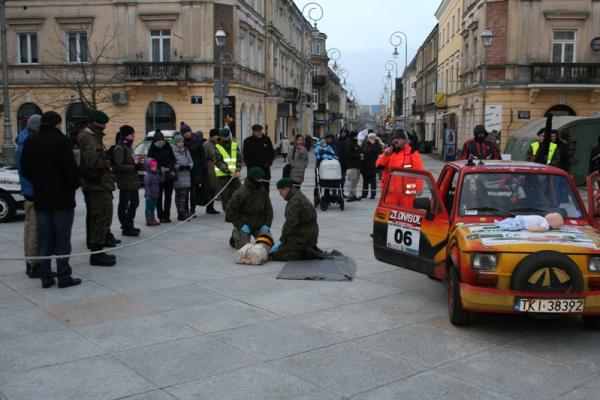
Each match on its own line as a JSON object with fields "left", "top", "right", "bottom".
{"left": 276, "top": 178, "right": 294, "bottom": 189}
{"left": 27, "top": 114, "right": 42, "bottom": 132}
{"left": 41, "top": 111, "right": 62, "bottom": 126}
{"left": 180, "top": 122, "right": 192, "bottom": 134}
{"left": 152, "top": 130, "right": 165, "bottom": 142}
{"left": 119, "top": 125, "right": 135, "bottom": 136}
{"left": 473, "top": 125, "right": 487, "bottom": 136}
{"left": 218, "top": 128, "right": 231, "bottom": 137}
{"left": 392, "top": 129, "right": 408, "bottom": 141}
{"left": 537, "top": 128, "right": 546, "bottom": 136}
{"left": 209, "top": 128, "right": 219, "bottom": 137}
{"left": 247, "top": 167, "right": 266, "bottom": 180}
{"left": 149, "top": 160, "right": 158, "bottom": 169}
{"left": 90, "top": 110, "right": 109, "bottom": 124}
{"left": 174, "top": 134, "right": 184, "bottom": 143}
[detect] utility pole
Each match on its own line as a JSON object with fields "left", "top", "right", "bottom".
{"left": 1, "top": 0, "right": 15, "bottom": 165}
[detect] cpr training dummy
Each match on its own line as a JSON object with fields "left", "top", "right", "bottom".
{"left": 233, "top": 234, "right": 274, "bottom": 265}
{"left": 495, "top": 212, "right": 565, "bottom": 232}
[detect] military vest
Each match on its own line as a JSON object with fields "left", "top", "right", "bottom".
{"left": 531, "top": 141, "right": 557, "bottom": 165}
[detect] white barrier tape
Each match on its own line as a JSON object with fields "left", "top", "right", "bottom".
{"left": 0, "top": 177, "right": 236, "bottom": 262}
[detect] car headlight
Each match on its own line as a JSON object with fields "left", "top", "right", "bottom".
{"left": 589, "top": 257, "right": 600, "bottom": 272}
{"left": 472, "top": 253, "right": 498, "bottom": 271}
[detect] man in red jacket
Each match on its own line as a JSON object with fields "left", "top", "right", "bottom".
{"left": 376, "top": 129, "right": 424, "bottom": 208}
{"left": 460, "top": 124, "right": 501, "bottom": 160}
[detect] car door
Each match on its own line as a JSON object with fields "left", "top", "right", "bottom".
{"left": 373, "top": 169, "right": 451, "bottom": 276}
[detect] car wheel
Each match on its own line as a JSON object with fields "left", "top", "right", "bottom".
{"left": 582, "top": 316, "right": 600, "bottom": 330}
{"left": 448, "top": 266, "right": 470, "bottom": 326}
{"left": 0, "top": 192, "right": 17, "bottom": 223}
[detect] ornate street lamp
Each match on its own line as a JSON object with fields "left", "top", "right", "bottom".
{"left": 390, "top": 31, "right": 408, "bottom": 125}
{"left": 302, "top": 2, "right": 323, "bottom": 32}
{"left": 481, "top": 29, "right": 493, "bottom": 126}
{"left": 327, "top": 48, "right": 341, "bottom": 71}
{"left": 215, "top": 27, "right": 227, "bottom": 129}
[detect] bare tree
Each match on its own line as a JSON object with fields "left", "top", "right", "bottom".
{"left": 40, "top": 22, "right": 124, "bottom": 112}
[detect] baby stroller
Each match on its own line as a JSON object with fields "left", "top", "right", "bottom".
{"left": 314, "top": 159, "right": 345, "bottom": 211}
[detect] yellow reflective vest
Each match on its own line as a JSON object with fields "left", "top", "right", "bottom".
{"left": 215, "top": 142, "right": 238, "bottom": 177}
{"left": 531, "top": 141, "right": 557, "bottom": 165}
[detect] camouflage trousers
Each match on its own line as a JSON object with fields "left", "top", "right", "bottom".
{"left": 217, "top": 176, "right": 241, "bottom": 212}
{"left": 84, "top": 191, "right": 113, "bottom": 248}
{"left": 270, "top": 242, "right": 306, "bottom": 262}
{"left": 232, "top": 227, "right": 263, "bottom": 250}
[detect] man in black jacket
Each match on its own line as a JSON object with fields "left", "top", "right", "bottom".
{"left": 243, "top": 124, "right": 275, "bottom": 191}
{"left": 182, "top": 125, "right": 207, "bottom": 217}
{"left": 21, "top": 111, "right": 82, "bottom": 289}
{"left": 345, "top": 131, "right": 363, "bottom": 202}
{"left": 334, "top": 128, "right": 349, "bottom": 197}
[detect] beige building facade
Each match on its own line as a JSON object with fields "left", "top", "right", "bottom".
{"left": 0, "top": 0, "right": 325, "bottom": 151}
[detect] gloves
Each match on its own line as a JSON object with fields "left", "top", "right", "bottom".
{"left": 260, "top": 225, "right": 270, "bottom": 233}
{"left": 178, "top": 165, "right": 186, "bottom": 171}
{"left": 241, "top": 224, "right": 251, "bottom": 235}
{"left": 271, "top": 240, "right": 281, "bottom": 253}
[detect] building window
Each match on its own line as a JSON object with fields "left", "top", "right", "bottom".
{"left": 17, "top": 33, "right": 38, "bottom": 64}
{"left": 17, "top": 102, "right": 43, "bottom": 132}
{"left": 312, "top": 42, "right": 321, "bottom": 55}
{"left": 452, "top": 16, "right": 455, "bottom": 35}
{"left": 312, "top": 89, "right": 319, "bottom": 104}
{"left": 67, "top": 32, "right": 88, "bottom": 63}
{"left": 150, "top": 29, "right": 171, "bottom": 62}
{"left": 552, "top": 30, "right": 576, "bottom": 63}
{"left": 65, "top": 102, "right": 91, "bottom": 138}
{"left": 145, "top": 101, "right": 176, "bottom": 133}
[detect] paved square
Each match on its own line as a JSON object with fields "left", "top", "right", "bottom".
{"left": 1, "top": 156, "right": 599, "bottom": 400}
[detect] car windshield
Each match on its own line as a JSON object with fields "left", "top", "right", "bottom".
{"left": 458, "top": 172, "right": 583, "bottom": 219}
{"left": 133, "top": 141, "right": 152, "bottom": 156}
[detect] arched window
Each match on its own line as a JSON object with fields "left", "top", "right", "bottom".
{"left": 17, "top": 103, "right": 42, "bottom": 132}
{"left": 145, "top": 101, "right": 176, "bottom": 133}
{"left": 545, "top": 105, "right": 576, "bottom": 117}
{"left": 65, "top": 102, "right": 91, "bottom": 138}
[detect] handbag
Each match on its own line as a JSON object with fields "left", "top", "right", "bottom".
{"left": 282, "top": 163, "right": 291, "bottom": 178}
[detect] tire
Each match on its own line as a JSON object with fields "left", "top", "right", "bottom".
{"left": 582, "top": 316, "right": 600, "bottom": 330}
{"left": 448, "top": 266, "right": 470, "bottom": 326}
{"left": 510, "top": 251, "right": 583, "bottom": 293}
{"left": 320, "top": 202, "right": 328, "bottom": 211}
{"left": 0, "top": 192, "right": 17, "bottom": 223}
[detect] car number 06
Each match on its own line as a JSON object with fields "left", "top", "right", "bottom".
{"left": 394, "top": 229, "right": 413, "bottom": 247}
{"left": 386, "top": 222, "right": 420, "bottom": 255}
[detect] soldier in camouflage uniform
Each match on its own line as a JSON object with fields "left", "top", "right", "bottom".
{"left": 77, "top": 110, "right": 117, "bottom": 266}
{"left": 271, "top": 178, "right": 320, "bottom": 261}
{"left": 226, "top": 167, "right": 273, "bottom": 249}
{"left": 214, "top": 129, "right": 242, "bottom": 216}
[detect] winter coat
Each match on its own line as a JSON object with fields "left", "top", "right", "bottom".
{"left": 203, "top": 140, "right": 218, "bottom": 188}
{"left": 361, "top": 140, "right": 382, "bottom": 175}
{"left": 173, "top": 146, "right": 194, "bottom": 189}
{"left": 188, "top": 138, "right": 207, "bottom": 184}
{"left": 346, "top": 138, "right": 362, "bottom": 170}
{"left": 15, "top": 127, "right": 34, "bottom": 199}
{"left": 280, "top": 187, "right": 319, "bottom": 252}
{"left": 21, "top": 124, "right": 80, "bottom": 211}
{"left": 113, "top": 143, "right": 140, "bottom": 190}
{"left": 215, "top": 140, "right": 242, "bottom": 177}
{"left": 280, "top": 138, "right": 290, "bottom": 154}
{"left": 460, "top": 137, "right": 500, "bottom": 160}
{"left": 147, "top": 141, "right": 176, "bottom": 172}
{"left": 225, "top": 178, "right": 273, "bottom": 231}
{"left": 376, "top": 145, "right": 425, "bottom": 208}
{"left": 315, "top": 141, "right": 338, "bottom": 161}
{"left": 242, "top": 135, "right": 275, "bottom": 178}
{"left": 289, "top": 145, "right": 309, "bottom": 184}
{"left": 333, "top": 136, "right": 348, "bottom": 169}
{"left": 77, "top": 126, "right": 115, "bottom": 192}
{"left": 144, "top": 159, "right": 164, "bottom": 198}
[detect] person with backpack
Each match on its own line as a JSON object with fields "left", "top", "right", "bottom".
{"left": 77, "top": 110, "right": 117, "bottom": 267}
{"left": 112, "top": 125, "right": 141, "bottom": 236}
{"left": 172, "top": 135, "right": 194, "bottom": 220}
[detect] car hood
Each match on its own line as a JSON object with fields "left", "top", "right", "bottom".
{"left": 0, "top": 167, "right": 21, "bottom": 188}
{"left": 453, "top": 223, "right": 600, "bottom": 254}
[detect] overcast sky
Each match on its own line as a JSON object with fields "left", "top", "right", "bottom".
{"left": 294, "top": 0, "right": 441, "bottom": 105}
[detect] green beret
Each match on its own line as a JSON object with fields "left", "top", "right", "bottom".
{"left": 247, "top": 167, "right": 266, "bottom": 179}
{"left": 90, "top": 110, "right": 109, "bottom": 124}
{"left": 218, "top": 128, "right": 231, "bottom": 137}
{"left": 276, "top": 178, "right": 294, "bottom": 189}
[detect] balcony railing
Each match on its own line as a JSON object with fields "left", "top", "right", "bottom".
{"left": 124, "top": 62, "right": 189, "bottom": 81}
{"left": 531, "top": 63, "right": 600, "bottom": 84}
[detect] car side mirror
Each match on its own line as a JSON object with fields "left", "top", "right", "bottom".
{"left": 413, "top": 197, "right": 434, "bottom": 220}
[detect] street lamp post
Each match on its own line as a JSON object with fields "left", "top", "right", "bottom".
{"left": 215, "top": 27, "right": 227, "bottom": 130}
{"left": 327, "top": 48, "right": 341, "bottom": 71}
{"left": 480, "top": 29, "right": 493, "bottom": 127}
{"left": 302, "top": 2, "right": 323, "bottom": 32}
{"left": 385, "top": 60, "right": 398, "bottom": 121}
{"left": 390, "top": 31, "right": 408, "bottom": 128}
{"left": 1, "top": 0, "right": 15, "bottom": 165}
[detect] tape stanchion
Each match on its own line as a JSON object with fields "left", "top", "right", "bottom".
{"left": 0, "top": 177, "right": 236, "bottom": 262}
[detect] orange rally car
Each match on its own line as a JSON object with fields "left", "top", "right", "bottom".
{"left": 373, "top": 160, "right": 600, "bottom": 329}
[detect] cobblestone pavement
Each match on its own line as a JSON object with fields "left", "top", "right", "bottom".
{"left": 0, "top": 154, "right": 598, "bottom": 400}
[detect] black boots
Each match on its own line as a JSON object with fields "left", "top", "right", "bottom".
{"left": 26, "top": 263, "right": 40, "bottom": 278}
{"left": 90, "top": 245, "right": 116, "bottom": 267}
{"left": 122, "top": 226, "right": 141, "bottom": 237}
{"left": 58, "top": 277, "right": 82, "bottom": 288}
{"left": 104, "top": 232, "right": 122, "bottom": 247}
